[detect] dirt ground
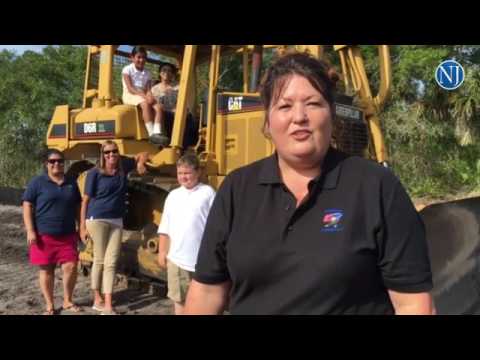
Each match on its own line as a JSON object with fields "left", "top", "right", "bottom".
{"left": 0, "top": 204, "right": 174, "bottom": 316}
{"left": 2, "top": 191, "right": 480, "bottom": 316}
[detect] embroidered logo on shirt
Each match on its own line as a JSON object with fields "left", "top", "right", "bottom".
{"left": 321, "top": 209, "right": 344, "bottom": 232}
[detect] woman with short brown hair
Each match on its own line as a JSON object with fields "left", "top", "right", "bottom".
{"left": 23, "top": 149, "right": 82, "bottom": 315}
{"left": 185, "top": 52, "right": 434, "bottom": 315}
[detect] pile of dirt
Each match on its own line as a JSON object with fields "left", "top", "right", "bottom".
{"left": 413, "top": 191, "right": 480, "bottom": 211}
{"left": 0, "top": 187, "right": 24, "bottom": 206}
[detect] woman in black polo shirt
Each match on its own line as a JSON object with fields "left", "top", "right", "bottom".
{"left": 80, "top": 140, "right": 149, "bottom": 315}
{"left": 23, "top": 149, "right": 82, "bottom": 315}
{"left": 185, "top": 53, "right": 434, "bottom": 315}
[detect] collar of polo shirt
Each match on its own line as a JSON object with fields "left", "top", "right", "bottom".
{"left": 42, "top": 172, "right": 65, "bottom": 184}
{"left": 257, "top": 147, "right": 344, "bottom": 190}
{"left": 132, "top": 63, "right": 145, "bottom": 73}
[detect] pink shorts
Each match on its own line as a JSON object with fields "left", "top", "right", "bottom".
{"left": 30, "top": 233, "right": 79, "bottom": 266}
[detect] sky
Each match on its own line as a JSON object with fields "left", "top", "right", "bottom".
{"left": 0, "top": 45, "right": 131, "bottom": 55}
{"left": 0, "top": 45, "right": 174, "bottom": 65}
{"left": 0, "top": 45, "right": 48, "bottom": 54}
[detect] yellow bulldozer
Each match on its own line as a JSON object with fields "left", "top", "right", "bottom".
{"left": 46, "top": 45, "right": 479, "bottom": 314}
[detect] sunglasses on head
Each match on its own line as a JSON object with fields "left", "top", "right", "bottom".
{"left": 47, "top": 159, "right": 65, "bottom": 165}
{"left": 103, "top": 149, "right": 119, "bottom": 155}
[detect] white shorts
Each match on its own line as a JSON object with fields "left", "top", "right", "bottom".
{"left": 123, "top": 92, "right": 146, "bottom": 106}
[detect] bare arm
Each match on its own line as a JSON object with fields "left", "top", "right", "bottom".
{"left": 79, "top": 195, "right": 90, "bottom": 243}
{"left": 76, "top": 204, "right": 81, "bottom": 231}
{"left": 184, "top": 280, "right": 231, "bottom": 315}
{"left": 145, "top": 80, "right": 156, "bottom": 105}
{"left": 157, "top": 233, "right": 169, "bottom": 269}
{"left": 22, "top": 201, "right": 37, "bottom": 245}
{"left": 388, "top": 290, "right": 434, "bottom": 315}
{"left": 145, "top": 79, "right": 152, "bottom": 94}
{"left": 123, "top": 74, "right": 147, "bottom": 97}
{"left": 134, "top": 152, "right": 152, "bottom": 175}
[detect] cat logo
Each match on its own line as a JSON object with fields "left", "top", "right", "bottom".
{"left": 228, "top": 96, "right": 243, "bottom": 112}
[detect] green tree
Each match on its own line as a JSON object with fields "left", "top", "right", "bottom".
{"left": 375, "top": 45, "right": 480, "bottom": 197}
{"left": 0, "top": 45, "right": 87, "bottom": 187}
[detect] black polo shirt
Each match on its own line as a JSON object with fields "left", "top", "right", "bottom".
{"left": 194, "top": 148, "right": 433, "bottom": 315}
{"left": 23, "top": 173, "right": 81, "bottom": 236}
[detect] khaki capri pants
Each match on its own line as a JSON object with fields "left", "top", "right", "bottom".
{"left": 86, "top": 220, "right": 122, "bottom": 294}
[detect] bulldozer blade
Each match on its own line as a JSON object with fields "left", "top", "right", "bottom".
{"left": 420, "top": 197, "right": 480, "bottom": 314}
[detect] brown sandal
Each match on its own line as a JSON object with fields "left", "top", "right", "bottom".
{"left": 42, "top": 309, "right": 55, "bottom": 315}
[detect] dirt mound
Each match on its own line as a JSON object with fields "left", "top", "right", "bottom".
{"left": 413, "top": 191, "right": 480, "bottom": 210}
{"left": 0, "top": 187, "right": 24, "bottom": 206}
{"left": 0, "top": 205, "right": 27, "bottom": 263}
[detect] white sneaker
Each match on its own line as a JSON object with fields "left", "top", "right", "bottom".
{"left": 92, "top": 304, "right": 104, "bottom": 312}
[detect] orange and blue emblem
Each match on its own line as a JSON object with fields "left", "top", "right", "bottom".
{"left": 321, "top": 209, "right": 344, "bottom": 232}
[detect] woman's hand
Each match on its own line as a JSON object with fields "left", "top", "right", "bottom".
{"left": 26, "top": 230, "right": 37, "bottom": 246}
{"left": 137, "top": 162, "right": 147, "bottom": 175}
{"left": 79, "top": 226, "right": 89, "bottom": 244}
{"left": 23, "top": 202, "right": 37, "bottom": 246}
{"left": 135, "top": 152, "right": 150, "bottom": 176}
{"left": 146, "top": 93, "right": 156, "bottom": 105}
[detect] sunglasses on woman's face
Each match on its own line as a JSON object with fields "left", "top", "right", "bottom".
{"left": 47, "top": 158, "right": 65, "bottom": 165}
{"left": 103, "top": 149, "right": 119, "bottom": 155}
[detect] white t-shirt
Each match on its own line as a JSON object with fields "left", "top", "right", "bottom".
{"left": 157, "top": 183, "right": 216, "bottom": 272}
{"left": 122, "top": 63, "right": 152, "bottom": 94}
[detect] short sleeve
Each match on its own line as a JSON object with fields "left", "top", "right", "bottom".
{"left": 377, "top": 172, "right": 433, "bottom": 293}
{"left": 122, "top": 157, "right": 136, "bottom": 175}
{"left": 84, "top": 169, "right": 97, "bottom": 198}
{"left": 122, "top": 65, "right": 131, "bottom": 76}
{"left": 157, "top": 195, "right": 171, "bottom": 235}
{"left": 145, "top": 69, "right": 152, "bottom": 83}
{"left": 193, "top": 175, "right": 234, "bottom": 284}
{"left": 22, "top": 177, "right": 39, "bottom": 204}
{"left": 207, "top": 188, "right": 216, "bottom": 209}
